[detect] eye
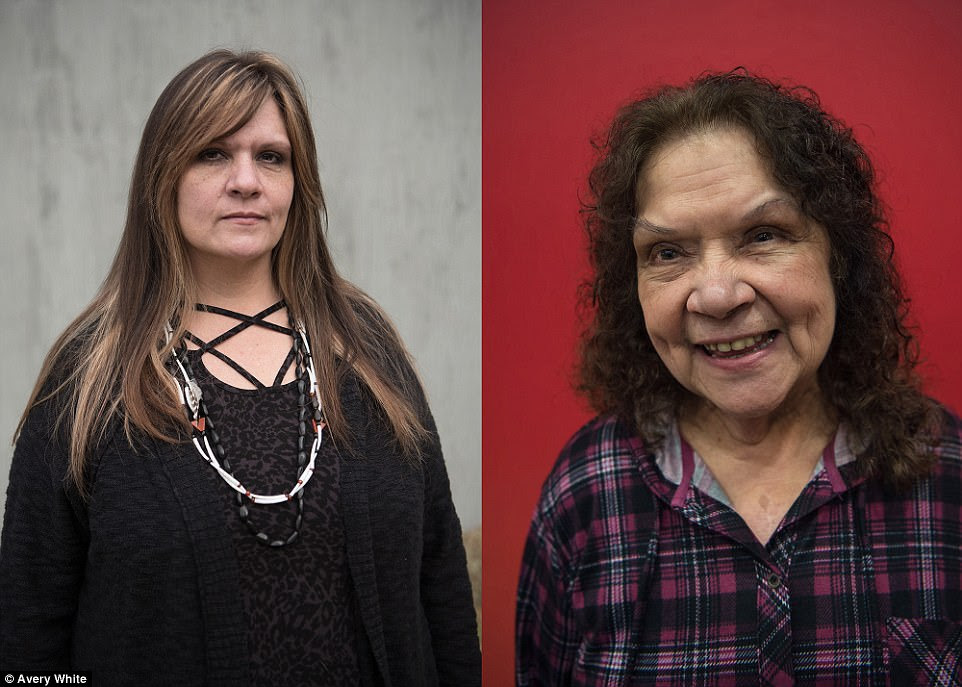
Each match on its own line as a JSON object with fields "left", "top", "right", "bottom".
{"left": 197, "top": 148, "right": 225, "bottom": 162}
{"left": 750, "top": 228, "right": 778, "bottom": 243}
{"left": 650, "top": 245, "right": 681, "bottom": 263}
{"left": 259, "top": 151, "right": 286, "bottom": 165}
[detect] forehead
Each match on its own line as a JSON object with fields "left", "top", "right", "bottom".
{"left": 211, "top": 97, "right": 289, "bottom": 142}
{"left": 636, "top": 127, "right": 780, "bottom": 219}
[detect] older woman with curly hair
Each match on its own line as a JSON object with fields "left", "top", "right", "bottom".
{"left": 517, "top": 71, "right": 961, "bottom": 685}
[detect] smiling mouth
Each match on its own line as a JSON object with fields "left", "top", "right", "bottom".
{"left": 701, "top": 331, "right": 777, "bottom": 359}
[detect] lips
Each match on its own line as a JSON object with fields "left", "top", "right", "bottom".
{"left": 222, "top": 212, "right": 265, "bottom": 220}
{"left": 700, "top": 331, "right": 777, "bottom": 358}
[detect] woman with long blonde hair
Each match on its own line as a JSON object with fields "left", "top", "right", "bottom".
{"left": 0, "top": 49, "right": 479, "bottom": 686}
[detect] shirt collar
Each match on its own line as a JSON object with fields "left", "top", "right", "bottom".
{"left": 655, "top": 421, "right": 858, "bottom": 509}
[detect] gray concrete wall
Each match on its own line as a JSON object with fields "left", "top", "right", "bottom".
{"left": 0, "top": 0, "right": 480, "bottom": 528}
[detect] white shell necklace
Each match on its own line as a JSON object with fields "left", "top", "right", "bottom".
{"left": 164, "top": 302, "right": 325, "bottom": 546}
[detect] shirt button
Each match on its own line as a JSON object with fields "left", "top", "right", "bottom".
{"left": 766, "top": 573, "right": 782, "bottom": 589}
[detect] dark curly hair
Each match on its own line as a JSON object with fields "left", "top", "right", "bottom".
{"left": 578, "top": 69, "right": 941, "bottom": 490}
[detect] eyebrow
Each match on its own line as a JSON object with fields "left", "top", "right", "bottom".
{"left": 208, "top": 135, "right": 292, "bottom": 151}
{"left": 740, "top": 196, "right": 799, "bottom": 222}
{"left": 633, "top": 196, "right": 800, "bottom": 235}
{"left": 263, "top": 138, "right": 293, "bottom": 151}
{"left": 633, "top": 216, "right": 673, "bottom": 235}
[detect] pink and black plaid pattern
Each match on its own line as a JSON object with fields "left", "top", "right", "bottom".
{"left": 517, "top": 412, "right": 962, "bottom": 686}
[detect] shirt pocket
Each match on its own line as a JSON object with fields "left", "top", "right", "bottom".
{"left": 884, "top": 617, "right": 962, "bottom": 686}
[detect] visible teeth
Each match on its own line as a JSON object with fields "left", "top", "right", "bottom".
{"left": 705, "top": 334, "right": 765, "bottom": 353}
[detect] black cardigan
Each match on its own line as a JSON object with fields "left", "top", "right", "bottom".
{"left": 0, "top": 372, "right": 480, "bottom": 686}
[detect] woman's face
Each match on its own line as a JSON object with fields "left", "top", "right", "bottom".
{"left": 177, "top": 97, "right": 294, "bottom": 277}
{"left": 633, "top": 126, "right": 836, "bottom": 424}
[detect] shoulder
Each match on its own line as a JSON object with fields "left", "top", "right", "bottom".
{"left": 10, "top": 367, "right": 91, "bottom": 520}
{"left": 534, "top": 414, "right": 652, "bottom": 533}
{"left": 18, "top": 361, "right": 78, "bottom": 449}
{"left": 524, "top": 415, "right": 661, "bottom": 596}
{"left": 343, "top": 286, "right": 427, "bottom": 409}
{"left": 344, "top": 285, "right": 409, "bottom": 364}
{"left": 913, "top": 404, "right": 962, "bottom": 488}
{"left": 544, "top": 414, "right": 646, "bottom": 493}
{"left": 18, "top": 317, "right": 99, "bottom": 439}
{"left": 864, "top": 404, "right": 962, "bottom": 511}
{"left": 925, "top": 405, "right": 962, "bottom": 501}
{"left": 935, "top": 405, "right": 962, "bottom": 465}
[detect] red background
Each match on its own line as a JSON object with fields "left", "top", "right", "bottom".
{"left": 482, "top": 1, "right": 962, "bottom": 683}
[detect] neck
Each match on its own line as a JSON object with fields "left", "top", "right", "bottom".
{"left": 679, "top": 387, "right": 837, "bottom": 466}
{"left": 678, "top": 390, "right": 839, "bottom": 547}
{"left": 191, "top": 256, "right": 281, "bottom": 314}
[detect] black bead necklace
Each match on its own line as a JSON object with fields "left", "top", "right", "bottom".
{"left": 166, "top": 303, "right": 324, "bottom": 547}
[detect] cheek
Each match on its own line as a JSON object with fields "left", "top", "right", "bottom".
{"left": 175, "top": 195, "right": 193, "bottom": 234}
{"left": 175, "top": 174, "right": 207, "bottom": 224}
{"left": 277, "top": 176, "right": 295, "bottom": 216}
{"left": 780, "top": 264, "right": 836, "bottom": 352}
{"left": 638, "top": 288, "right": 689, "bottom": 379}
{"left": 813, "top": 286, "right": 837, "bottom": 351}
{"left": 638, "top": 281, "right": 683, "bottom": 336}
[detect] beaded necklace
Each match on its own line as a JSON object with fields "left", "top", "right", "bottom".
{"left": 165, "top": 302, "right": 324, "bottom": 547}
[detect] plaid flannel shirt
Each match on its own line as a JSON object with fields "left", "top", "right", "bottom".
{"left": 516, "top": 411, "right": 962, "bottom": 686}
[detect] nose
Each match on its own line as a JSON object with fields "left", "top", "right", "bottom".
{"left": 686, "top": 256, "right": 755, "bottom": 319}
{"left": 226, "top": 156, "right": 261, "bottom": 197}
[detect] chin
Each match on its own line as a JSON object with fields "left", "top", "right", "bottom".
{"left": 213, "top": 245, "right": 277, "bottom": 263}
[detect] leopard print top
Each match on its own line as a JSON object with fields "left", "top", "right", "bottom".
{"left": 189, "top": 350, "right": 359, "bottom": 685}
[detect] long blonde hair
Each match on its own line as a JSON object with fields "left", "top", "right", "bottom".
{"left": 18, "top": 49, "right": 429, "bottom": 493}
